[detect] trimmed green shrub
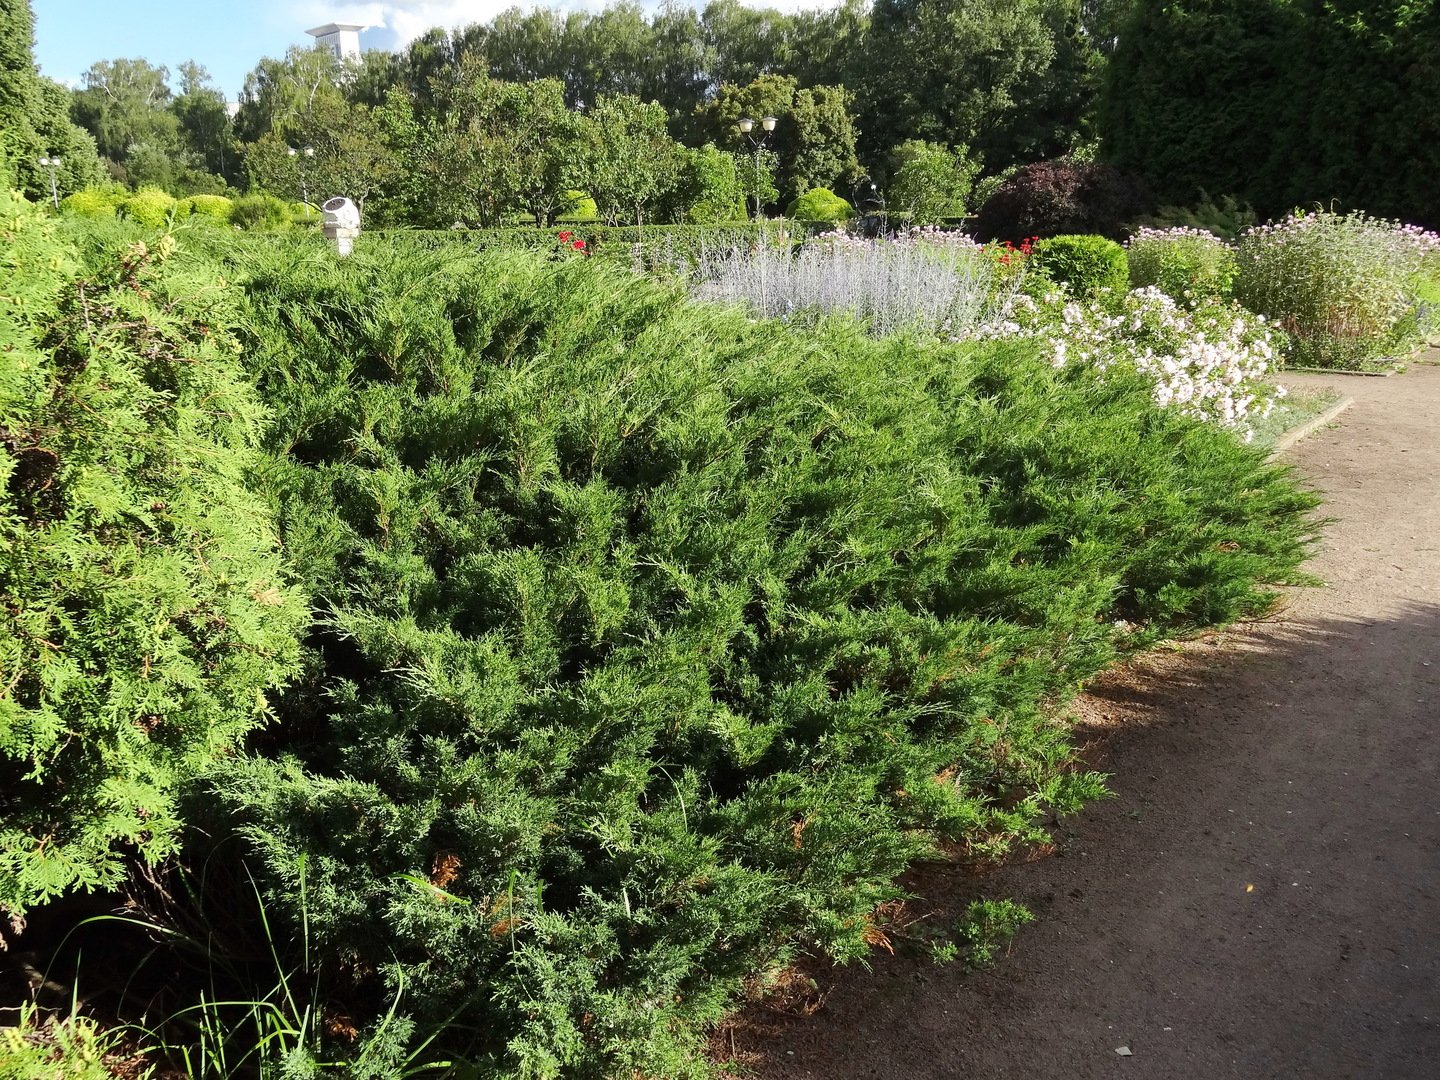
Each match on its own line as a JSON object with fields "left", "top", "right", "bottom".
{"left": 1126, "top": 226, "right": 1237, "bottom": 301}
{"left": 786, "top": 187, "right": 853, "bottom": 225}
{"left": 0, "top": 190, "right": 305, "bottom": 932}
{"left": 668, "top": 144, "right": 748, "bottom": 224}
{"left": 227, "top": 193, "right": 291, "bottom": 231}
{"left": 1030, "top": 234, "right": 1129, "bottom": 301}
{"left": 117, "top": 187, "right": 177, "bottom": 228}
{"left": 193, "top": 240, "right": 1318, "bottom": 1075}
{"left": 58, "top": 188, "right": 125, "bottom": 219}
{"left": 179, "top": 193, "right": 234, "bottom": 221}
{"left": 973, "top": 160, "right": 1153, "bottom": 243}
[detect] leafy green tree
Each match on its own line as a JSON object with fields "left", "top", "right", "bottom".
{"left": 857, "top": 0, "right": 1068, "bottom": 168}
{"left": 69, "top": 58, "right": 177, "bottom": 164}
{"left": 580, "top": 93, "right": 682, "bottom": 224}
{"left": 245, "top": 94, "right": 398, "bottom": 215}
{"left": 233, "top": 46, "right": 344, "bottom": 145}
{"left": 1102, "top": 0, "right": 1440, "bottom": 227}
{"left": 663, "top": 142, "right": 748, "bottom": 222}
{"left": 887, "top": 139, "right": 981, "bottom": 224}
{"left": 0, "top": 0, "right": 104, "bottom": 201}
{"left": 172, "top": 62, "right": 237, "bottom": 183}
{"left": 696, "top": 74, "right": 860, "bottom": 204}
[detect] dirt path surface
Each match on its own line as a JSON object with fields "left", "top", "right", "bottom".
{"left": 732, "top": 360, "right": 1440, "bottom": 1080}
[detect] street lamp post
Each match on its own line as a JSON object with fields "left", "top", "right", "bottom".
{"left": 288, "top": 145, "right": 315, "bottom": 216}
{"left": 736, "top": 116, "right": 777, "bottom": 220}
{"left": 38, "top": 156, "right": 61, "bottom": 210}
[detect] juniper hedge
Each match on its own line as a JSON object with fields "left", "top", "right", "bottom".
{"left": 0, "top": 192, "right": 305, "bottom": 933}
{"left": 183, "top": 237, "right": 1318, "bottom": 1077}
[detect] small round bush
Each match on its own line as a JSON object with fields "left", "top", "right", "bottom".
{"left": 786, "top": 187, "right": 854, "bottom": 226}
{"left": 118, "top": 187, "right": 178, "bottom": 228}
{"left": 228, "top": 193, "right": 292, "bottom": 231}
{"left": 1126, "top": 226, "right": 1237, "bottom": 301}
{"left": 179, "top": 193, "right": 234, "bottom": 221}
{"left": 1030, "top": 234, "right": 1129, "bottom": 301}
{"left": 59, "top": 188, "right": 124, "bottom": 219}
{"left": 973, "top": 160, "right": 1152, "bottom": 243}
{"left": 559, "top": 190, "right": 599, "bottom": 221}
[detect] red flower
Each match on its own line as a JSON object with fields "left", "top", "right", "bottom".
{"left": 572, "top": 239, "right": 586, "bottom": 250}
{"left": 558, "top": 230, "right": 573, "bottom": 242}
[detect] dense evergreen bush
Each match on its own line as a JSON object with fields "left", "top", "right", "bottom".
{"left": 0, "top": 191, "right": 305, "bottom": 932}
{"left": 785, "top": 187, "right": 853, "bottom": 225}
{"left": 1102, "top": 1, "right": 1440, "bottom": 228}
{"left": 227, "top": 193, "right": 291, "bottom": 231}
{"left": 179, "top": 193, "right": 233, "bottom": 220}
{"left": 1029, "top": 234, "right": 1129, "bottom": 301}
{"left": 972, "top": 160, "right": 1152, "bottom": 243}
{"left": 193, "top": 240, "right": 1318, "bottom": 1075}
{"left": 117, "top": 187, "right": 177, "bottom": 228}
{"left": 58, "top": 188, "right": 125, "bottom": 219}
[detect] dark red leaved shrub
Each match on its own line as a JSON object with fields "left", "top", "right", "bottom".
{"left": 973, "top": 160, "right": 1153, "bottom": 243}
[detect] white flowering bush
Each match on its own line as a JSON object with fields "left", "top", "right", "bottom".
{"left": 1233, "top": 210, "right": 1440, "bottom": 368}
{"left": 971, "top": 286, "right": 1286, "bottom": 438}
{"left": 1125, "top": 226, "right": 1237, "bottom": 301}
{"left": 694, "top": 227, "right": 1022, "bottom": 338}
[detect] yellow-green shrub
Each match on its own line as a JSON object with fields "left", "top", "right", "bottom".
{"left": 118, "top": 187, "right": 178, "bottom": 228}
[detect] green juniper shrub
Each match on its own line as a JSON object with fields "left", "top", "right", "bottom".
{"left": 1126, "top": 226, "right": 1237, "bottom": 301}
{"left": 227, "top": 193, "right": 292, "bottom": 231}
{"left": 0, "top": 191, "right": 306, "bottom": 933}
{"left": 189, "top": 239, "right": 1319, "bottom": 1076}
{"left": 785, "top": 187, "right": 853, "bottom": 226}
{"left": 1029, "top": 234, "right": 1129, "bottom": 302}
{"left": 973, "top": 160, "right": 1153, "bottom": 243}
{"left": 117, "top": 187, "right": 178, "bottom": 228}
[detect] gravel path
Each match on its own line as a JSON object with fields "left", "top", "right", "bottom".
{"left": 733, "top": 359, "right": 1440, "bottom": 1079}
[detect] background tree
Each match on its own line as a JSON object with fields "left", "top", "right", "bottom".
{"left": 0, "top": 0, "right": 104, "bottom": 200}
{"left": 856, "top": 0, "right": 1069, "bottom": 169}
{"left": 887, "top": 139, "right": 981, "bottom": 224}
{"left": 697, "top": 74, "right": 860, "bottom": 204}
{"left": 580, "top": 93, "right": 682, "bottom": 224}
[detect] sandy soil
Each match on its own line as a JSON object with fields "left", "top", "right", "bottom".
{"left": 723, "top": 359, "right": 1440, "bottom": 1079}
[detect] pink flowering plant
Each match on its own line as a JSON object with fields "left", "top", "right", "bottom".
{"left": 970, "top": 286, "right": 1287, "bottom": 439}
{"left": 1125, "top": 226, "right": 1237, "bottom": 302}
{"left": 1233, "top": 210, "right": 1440, "bottom": 369}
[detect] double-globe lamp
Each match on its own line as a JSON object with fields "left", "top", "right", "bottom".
{"left": 736, "top": 116, "right": 778, "bottom": 219}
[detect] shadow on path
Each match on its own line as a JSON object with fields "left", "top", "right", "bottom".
{"left": 724, "top": 600, "right": 1440, "bottom": 1080}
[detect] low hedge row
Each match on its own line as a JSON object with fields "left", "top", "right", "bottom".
{"left": 177, "top": 239, "right": 1320, "bottom": 1076}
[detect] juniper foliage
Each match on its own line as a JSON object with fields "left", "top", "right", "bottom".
{"left": 200, "top": 240, "right": 1318, "bottom": 1076}
{"left": 0, "top": 191, "right": 305, "bottom": 930}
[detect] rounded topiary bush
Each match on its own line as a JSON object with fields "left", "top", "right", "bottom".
{"left": 786, "top": 186, "right": 853, "bottom": 225}
{"left": 227, "top": 193, "right": 291, "bottom": 230}
{"left": 1030, "top": 234, "right": 1130, "bottom": 301}
{"left": 188, "top": 240, "right": 1319, "bottom": 1075}
{"left": 0, "top": 190, "right": 305, "bottom": 933}
{"left": 179, "top": 193, "right": 234, "bottom": 221}
{"left": 58, "top": 188, "right": 125, "bottom": 218}
{"left": 118, "top": 187, "right": 178, "bottom": 228}
{"left": 973, "top": 160, "right": 1153, "bottom": 243}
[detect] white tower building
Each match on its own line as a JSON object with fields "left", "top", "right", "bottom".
{"left": 306, "top": 23, "right": 366, "bottom": 62}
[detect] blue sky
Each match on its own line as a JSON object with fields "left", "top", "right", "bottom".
{"left": 33, "top": 0, "right": 828, "bottom": 99}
